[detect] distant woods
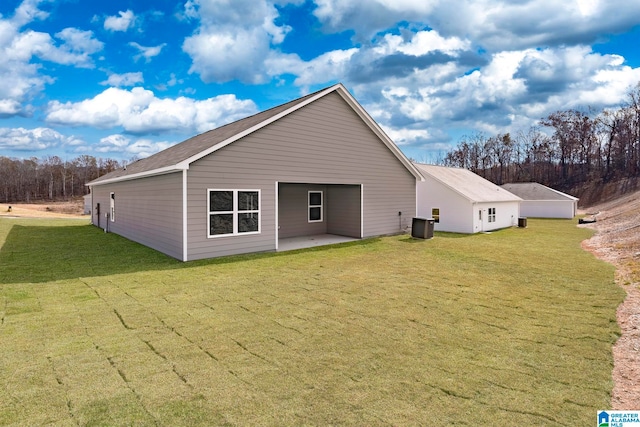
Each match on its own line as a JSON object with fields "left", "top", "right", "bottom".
{"left": 0, "top": 155, "right": 121, "bottom": 203}
{"left": 442, "top": 83, "right": 640, "bottom": 191}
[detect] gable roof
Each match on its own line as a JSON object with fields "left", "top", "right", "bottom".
{"left": 414, "top": 163, "right": 522, "bottom": 203}
{"left": 89, "top": 83, "right": 423, "bottom": 186}
{"left": 500, "top": 183, "right": 578, "bottom": 201}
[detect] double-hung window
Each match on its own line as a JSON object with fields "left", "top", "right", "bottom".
{"left": 208, "top": 190, "right": 260, "bottom": 237}
{"left": 488, "top": 207, "right": 496, "bottom": 223}
{"left": 308, "top": 191, "right": 323, "bottom": 222}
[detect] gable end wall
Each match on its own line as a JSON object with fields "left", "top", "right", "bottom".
{"left": 186, "top": 92, "right": 416, "bottom": 260}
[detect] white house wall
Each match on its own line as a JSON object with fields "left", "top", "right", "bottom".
{"left": 520, "top": 200, "right": 575, "bottom": 219}
{"left": 475, "top": 202, "right": 519, "bottom": 232}
{"left": 417, "top": 178, "right": 474, "bottom": 233}
{"left": 417, "top": 176, "right": 520, "bottom": 234}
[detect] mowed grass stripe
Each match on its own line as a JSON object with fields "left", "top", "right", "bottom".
{"left": 0, "top": 217, "right": 623, "bottom": 425}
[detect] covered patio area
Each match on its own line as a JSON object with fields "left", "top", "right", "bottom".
{"left": 277, "top": 234, "right": 358, "bottom": 252}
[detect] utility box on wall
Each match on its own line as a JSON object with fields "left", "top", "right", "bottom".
{"left": 411, "top": 217, "right": 435, "bottom": 239}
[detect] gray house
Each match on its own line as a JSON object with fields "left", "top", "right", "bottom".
{"left": 87, "top": 84, "right": 423, "bottom": 261}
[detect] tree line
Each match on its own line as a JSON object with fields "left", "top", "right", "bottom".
{"left": 442, "top": 83, "right": 640, "bottom": 191}
{"left": 0, "top": 155, "right": 121, "bottom": 203}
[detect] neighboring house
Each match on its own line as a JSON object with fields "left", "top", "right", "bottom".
{"left": 414, "top": 164, "right": 522, "bottom": 233}
{"left": 500, "top": 183, "right": 578, "bottom": 219}
{"left": 87, "top": 84, "right": 423, "bottom": 261}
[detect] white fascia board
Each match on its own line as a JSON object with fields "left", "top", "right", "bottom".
{"left": 177, "top": 85, "right": 343, "bottom": 169}
{"left": 86, "top": 165, "right": 185, "bottom": 186}
{"left": 334, "top": 86, "right": 425, "bottom": 182}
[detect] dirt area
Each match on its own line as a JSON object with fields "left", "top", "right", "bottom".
{"left": 0, "top": 199, "right": 87, "bottom": 219}
{"left": 580, "top": 191, "right": 640, "bottom": 409}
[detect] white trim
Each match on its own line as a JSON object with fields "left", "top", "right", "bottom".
{"left": 182, "top": 170, "right": 188, "bottom": 262}
{"left": 88, "top": 165, "right": 185, "bottom": 186}
{"left": 275, "top": 181, "right": 279, "bottom": 251}
{"left": 334, "top": 87, "right": 424, "bottom": 182}
{"left": 308, "top": 190, "right": 323, "bottom": 223}
{"left": 360, "top": 184, "right": 364, "bottom": 238}
{"left": 207, "top": 189, "right": 261, "bottom": 238}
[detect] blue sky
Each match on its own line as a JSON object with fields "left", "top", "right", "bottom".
{"left": 1, "top": 0, "right": 640, "bottom": 162}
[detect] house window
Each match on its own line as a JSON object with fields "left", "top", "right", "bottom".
{"left": 110, "top": 192, "right": 115, "bottom": 222}
{"left": 431, "top": 208, "right": 440, "bottom": 223}
{"left": 208, "top": 190, "right": 260, "bottom": 237}
{"left": 308, "top": 191, "right": 323, "bottom": 222}
{"left": 488, "top": 207, "right": 496, "bottom": 223}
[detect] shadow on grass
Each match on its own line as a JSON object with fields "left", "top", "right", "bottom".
{"left": 399, "top": 231, "right": 471, "bottom": 243}
{"left": 0, "top": 222, "right": 383, "bottom": 283}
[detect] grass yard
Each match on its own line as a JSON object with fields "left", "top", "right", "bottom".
{"left": 0, "top": 217, "right": 624, "bottom": 426}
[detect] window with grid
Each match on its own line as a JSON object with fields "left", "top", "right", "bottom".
{"left": 308, "top": 191, "right": 323, "bottom": 222}
{"left": 208, "top": 190, "right": 260, "bottom": 237}
{"left": 488, "top": 207, "right": 496, "bottom": 223}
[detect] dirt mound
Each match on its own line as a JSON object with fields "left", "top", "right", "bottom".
{"left": 580, "top": 189, "right": 640, "bottom": 410}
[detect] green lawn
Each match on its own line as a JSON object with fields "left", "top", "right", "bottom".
{"left": 0, "top": 217, "right": 624, "bottom": 426}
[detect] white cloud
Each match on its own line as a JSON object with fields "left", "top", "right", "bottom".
{"left": 353, "top": 44, "right": 640, "bottom": 152}
{"left": 129, "top": 42, "right": 166, "bottom": 62}
{"left": 0, "top": 127, "right": 82, "bottom": 151}
{"left": 104, "top": 10, "right": 135, "bottom": 32}
{"left": 0, "top": 1, "right": 104, "bottom": 116}
{"left": 182, "top": 0, "right": 296, "bottom": 83}
{"left": 89, "top": 134, "right": 174, "bottom": 158}
{"left": 374, "top": 31, "right": 470, "bottom": 57}
{"left": 45, "top": 87, "right": 258, "bottom": 134}
{"left": 100, "top": 72, "right": 144, "bottom": 87}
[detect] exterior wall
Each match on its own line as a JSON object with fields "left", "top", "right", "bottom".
{"left": 417, "top": 177, "right": 519, "bottom": 233}
{"left": 520, "top": 200, "right": 575, "bottom": 218}
{"left": 90, "top": 172, "right": 184, "bottom": 259}
{"left": 278, "top": 183, "right": 328, "bottom": 238}
{"left": 475, "top": 201, "right": 519, "bottom": 232}
{"left": 417, "top": 178, "right": 474, "bottom": 233}
{"left": 326, "top": 185, "right": 361, "bottom": 238}
{"left": 186, "top": 92, "right": 416, "bottom": 260}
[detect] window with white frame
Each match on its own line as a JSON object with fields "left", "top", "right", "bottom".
{"left": 488, "top": 207, "right": 496, "bottom": 223}
{"left": 308, "top": 191, "right": 323, "bottom": 222}
{"left": 208, "top": 190, "right": 260, "bottom": 237}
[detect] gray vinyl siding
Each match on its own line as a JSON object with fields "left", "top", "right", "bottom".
{"left": 278, "top": 184, "right": 328, "bottom": 238}
{"left": 90, "top": 172, "right": 183, "bottom": 259}
{"left": 326, "top": 185, "right": 361, "bottom": 238}
{"left": 186, "top": 92, "right": 415, "bottom": 260}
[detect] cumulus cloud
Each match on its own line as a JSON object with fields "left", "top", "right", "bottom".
{"left": 104, "top": 10, "right": 136, "bottom": 32}
{"left": 100, "top": 72, "right": 144, "bottom": 87}
{"left": 310, "top": 0, "right": 640, "bottom": 51}
{"left": 0, "top": 1, "right": 103, "bottom": 116}
{"left": 87, "top": 134, "right": 174, "bottom": 158}
{"left": 182, "top": 0, "right": 296, "bottom": 83}
{"left": 129, "top": 41, "right": 167, "bottom": 62}
{"left": 353, "top": 44, "right": 640, "bottom": 153}
{"left": 0, "top": 127, "right": 82, "bottom": 151}
{"left": 45, "top": 87, "right": 258, "bottom": 134}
